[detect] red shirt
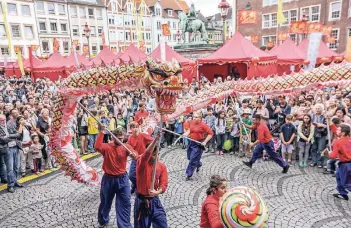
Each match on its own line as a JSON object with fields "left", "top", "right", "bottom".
{"left": 200, "top": 195, "right": 225, "bottom": 228}
{"left": 189, "top": 121, "right": 214, "bottom": 141}
{"left": 329, "top": 137, "right": 351, "bottom": 162}
{"left": 127, "top": 133, "right": 153, "bottom": 156}
{"left": 184, "top": 120, "right": 192, "bottom": 131}
{"left": 252, "top": 121, "right": 272, "bottom": 143}
{"left": 136, "top": 150, "right": 168, "bottom": 196}
{"left": 135, "top": 111, "right": 149, "bottom": 125}
{"left": 94, "top": 132, "right": 136, "bottom": 176}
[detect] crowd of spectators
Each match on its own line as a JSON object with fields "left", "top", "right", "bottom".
{"left": 0, "top": 73, "right": 349, "bottom": 193}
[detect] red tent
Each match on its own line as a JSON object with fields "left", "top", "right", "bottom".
{"left": 149, "top": 43, "right": 196, "bottom": 82}
{"left": 5, "top": 57, "right": 42, "bottom": 78}
{"left": 198, "top": 32, "right": 277, "bottom": 80}
{"left": 118, "top": 44, "right": 148, "bottom": 63}
{"left": 269, "top": 38, "right": 306, "bottom": 75}
{"left": 89, "top": 46, "right": 120, "bottom": 66}
{"left": 298, "top": 39, "right": 339, "bottom": 63}
{"left": 65, "top": 53, "right": 90, "bottom": 67}
{"left": 32, "top": 51, "right": 73, "bottom": 81}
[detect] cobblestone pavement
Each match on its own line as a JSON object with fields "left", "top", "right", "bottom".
{"left": 0, "top": 147, "right": 351, "bottom": 228}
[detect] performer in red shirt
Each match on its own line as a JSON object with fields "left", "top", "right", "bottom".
{"left": 95, "top": 127, "right": 137, "bottom": 228}
{"left": 200, "top": 175, "right": 227, "bottom": 228}
{"left": 127, "top": 121, "right": 153, "bottom": 194}
{"left": 242, "top": 114, "right": 289, "bottom": 173}
{"left": 135, "top": 102, "right": 149, "bottom": 126}
{"left": 134, "top": 132, "right": 169, "bottom": 228}
{"left": 329, "top": 124, "right": 351, "bottom": 201}
{"left": 183, "top": 111, "right": 214, "bottom": 180}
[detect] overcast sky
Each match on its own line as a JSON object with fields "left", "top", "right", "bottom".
{"left": 186, "top": 0, "right": 233, "bottom": 17}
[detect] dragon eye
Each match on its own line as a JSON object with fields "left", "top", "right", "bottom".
{"left": 150, "top": 72, "right": 165, "bottom": 82}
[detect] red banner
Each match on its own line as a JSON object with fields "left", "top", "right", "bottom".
{"left": 73, "top": 40, "right": 79, "bottom": 47}
{"left": 326, "top": 36, "right": 336, "bottom": 43}
{"left": 31, "top": 45, "right": 39, "bottom": 51}
{"left": 308, "top": 23, "right": 322, "bottom": 33}
{"left": 83, "top": 45, "right": 89, "bottom": 54}
{"left": 250, "top": 35, "right": 259, "bottom": 43}
{"left": 267, "top": 41, "right": 274, "bottom": 48}
{"left": 162, "top": 24, "right": 171, "bottom": 36}
{"left": 238, "top": 10, "right": 257, "bottom": 25}
{"left": 14, "top": 46, "right": 21, "bottom": 53}
{"left": 278, "top": 33, "right": 288, "bottom": 41}
{"left": 289, "top": 21, "right": 308, "bottom": 34}
{"left": 321, "top": 25, "right": 332, "bottom": 36}
{"left": 102, "top": 32, "right": 105, "bottom": 45}
{"left": 53, "top": 38, "right": 60, "bottom": 51}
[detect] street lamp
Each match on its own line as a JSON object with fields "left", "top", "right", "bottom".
{"left": 83, "top": 22, "right": 91, "bottom": 60}
{"left": 218, "top": 0, "right": 230, "bottom": 44}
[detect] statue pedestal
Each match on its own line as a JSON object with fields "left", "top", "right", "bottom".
{"left": 173, "top": 43, "right": 220, "bottom": 60}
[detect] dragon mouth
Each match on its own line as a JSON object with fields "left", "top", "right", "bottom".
{"left": 154, "top": 87, "right": 182, "bottom": 113}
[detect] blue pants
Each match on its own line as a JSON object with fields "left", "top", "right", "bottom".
{"left": 311, "top": 136, "right": 326, "bottom": 165}
{"left": 129, "top": 160, "right": 137, "bottom": 192}
{"left": 250, "top": 141, "right": 287, "bottom": 168}
{"left": 0, "top": 151, "right": 7, "bottom": 182}
{"left": 88, "top": 134, "right": 98, "bottom": 152}
{"left": 134, "top": 195, "right": 168, "bottom": 228}
{"left": 186, "top": 141, "right": 203, "bottom": 177}
{"left": 336, "top": 162, "right": 351, "bottom": 196}
{"left": 98, "top": 173, "right": 132, "bottom": 227}
{"left": 6, "top": 147, "right": 20, "bottom": 187}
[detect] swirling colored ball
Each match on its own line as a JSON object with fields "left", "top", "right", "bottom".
{"left": 219, "top": 186, "right": 268, "bottom": 228}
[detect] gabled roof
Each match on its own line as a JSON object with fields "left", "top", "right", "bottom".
{"left": 269, "top": 38, "right": 305, "bottom": 64}
{"left": 198, "top": 32, "right": 276, "bottom": 64}
{"left": 66, "top": 53, "right": 90, "bottom": 67}
{"left": 118, "top": 44, "right": 148, "bottom": 62}
{"left": 89, "top": 46, "right": 119, "bottom": 65}
{"left": 149, "top": 43, "right": 195, "bottom": 64}
{"left": 177, "top": 0, "right": 190, "bottom": 13}
{"left": 298, "top": 39, "right": 339, "bottom": 62}
{"left": 34, "top": 51, "right": 73, "bottom": 71}
{"left": 67, "top": 0, "right": 105, "bottom": 7}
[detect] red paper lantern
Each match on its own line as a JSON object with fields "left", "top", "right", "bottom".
{"left": 251, "top": 57, "right": 260, "bottom": 66}
{"left": 303, "top": 59, "right": 310, "bottom": 65}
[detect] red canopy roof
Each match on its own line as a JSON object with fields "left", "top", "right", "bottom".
{"left": 66, "top": 53, "right": 90, "bottom": 67}
{"left": 118, "top": 44, "right": 148, "bottom": 62}
{"left": 298, "top": 39, "right": 339, "bottom": 61}
{"left": 34, "top": 51, "right": 73, "bottom": 71}
{"left": 89, "top": 46, "right": 119, "bottom": 65}
{"left": 198, "top": 32, "right": 276, "bottom": 64}
{"left": 269, "top": 38, "right": 305, "bottom": 64}
{"left": 5, "top": 56, "right": 42, "bottom": 70}
{"left": 149, "top": 43, "right": 195, "bottom": 64}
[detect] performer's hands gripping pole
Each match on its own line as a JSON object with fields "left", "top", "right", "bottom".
{"left": 78, "top": 102, "right": 137, "bottom": 159}
{"left": 151, "top": 115, "right": 163, "bottom": 191}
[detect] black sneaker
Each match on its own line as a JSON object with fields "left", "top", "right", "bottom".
{"left": 14, "top": 183, "right": 24, "bottom": 188}
{"left": 282, "top": 165, "right": 290, "bottom": 174}
{"left": 186, "top": 176, "right": 193, "bottom": 181}
{"left": 98, "top": 223, "right": 108, "bottom": 228}
{"left": 333, "top": 193, "right": 349, "bottom": 201}
{"left": 7, "top": 187, "right": 15, "bottom": 193}
{"left": 242, "top": 161, "right": 252, "bottom": 168}
{"left": 323, "top": 170, "right": 333, "bottom": 175}
{"left": 0, "top": 180, "right": 7, "bottom": 184}
{"left": 21, "top": 172, "right": 26, "bottom": 177}
{"left": 196, "top": 167, "right": 200, "bottom": 172}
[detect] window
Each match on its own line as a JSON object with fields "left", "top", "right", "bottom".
{"left": 173, "top": 22, "right": 176, "bottom": 29}
{"left": 24, "top": 26, "right": 34, "bottom": 39}
{"left": 348, "top": 28, "right": 351, "bottom": 37}
{"left": 63, "top": 41, "right": 69, "bottom": 53}
{"left": 127, "top": 4, "right": 132, "bottom": 13}
{"left": 7, "top": 3, "right": 17, "bottom": 15}
{"left": 90, "top": 26, "right": 96, "bottom": 37}
{"left": 271, "top": 13, "right": 277, "bottom": 27}
{"left": 72, "top": 25, "right": 79, "bottom": 36}
{"left": 11, "top": 25, "right": 20, "bottom": 38}
{"left": 60, "top": 23, "right": 67, "bottom": 33}
{"left": 109, "top": 16, "right": 115, "bottom": 25}
{"left": 168, "top": 10, "right": 172, "bottom": 16}
{"left": 329, "top": 29, "right": 339, "bottom": 50}
{"left": 79, "top": 7, "right": 86, "bottom": 18}
{"left": 263, "top": 15, "right": 270, "bottom": 28}
{"left": 290, "top": 34, "right": 297, "bottom": 41}
{"left": 92, "top": 44, "right": 97, "bottom": 54}
{"left": 88, "top": 8, "right": 94, "bottom": 18}
{"left": 330, "top": 2, "right": 341, "bottom": 20}
{"left": 36, "top": 2, "right": 44, "bottom": 14}
{"left": 281, "top": 9, "right": 298, "bottom": 26}
{"left": 263, "top": 0, "right": 278, "bottom": 7}
{"left": 96, "top": 9, "right": 102, "bottom": 19}
{"left": 301, "top": 5, "right": 320, "bottom": 22}
{"left": 21, "top": 5, "right": 30, "bottom": 16}
{"left": 173, "top": 34, "right": 177, "bottom": 41}
{"left": 50, "top": 22, "right": 58, "bottom": 33}
{"left": 109, "top": 31, "right": 116, "bottom": 41}
{"left": 0, "top": 24, "right": 5, "bottom": 38}
{"left": 39, "top": 22, "right": 46, "bottom": 33}
{"left": 1, "top": 47, "right": 9, "bottom": 55}
{"left": 70, "top": 6, "right": 77, "bottom": 17}
{"left": 262, "top": 35, "right": 276, "bottom": 46}
{"left": 98, "top": 27, "right": 103, "bottom": 36}
{"left": 58, "top": 4, "right": 65, "bottom": 15}
{"left": 157, "top": 21, "right": 161, "bottom": 30}
{"left": 42, "top": 41, "right": 49, "bottom": 53}
{"left": 156, "top": 8, "right": 161, "bottom": 16}
{"left": 99, "top": 45, "right": 103, "bottom": 51}
{"left": 48, "top": 3, "right": 55, "bottom": 14}
{"left": 262, "top": 13, "right": 277, "bottom": 28}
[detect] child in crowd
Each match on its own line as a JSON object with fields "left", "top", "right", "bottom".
{"left": 29, "top": 134, "right": 43, "bottom": 174}
{"left": 224, "top": 108, "right": 234, "bottom": 154}
{"left": 99, "top": 110, "right": 110, "bottom": 143}
{"left": 116, "top": 113, "right": 126, "bottom": 130}
{"left": 239, "top": 109, "right": 252, "bottom": 157}
{"left": 280, "top": 114, "right": 296, "bottom": 164}
{"left": 272, "top": 132, "right": 281, "bottom": 155}
{"left": 87, "top": 109, "right": 99, "bottom": 153}
{"left": 204, "top": 107, "right": 216, "bottom": 153}
{"left": 215, "top": 111, "right": 226, "bottom": 155}
{"left": 230, "top": 115, "right": 240, "bottom": 155}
